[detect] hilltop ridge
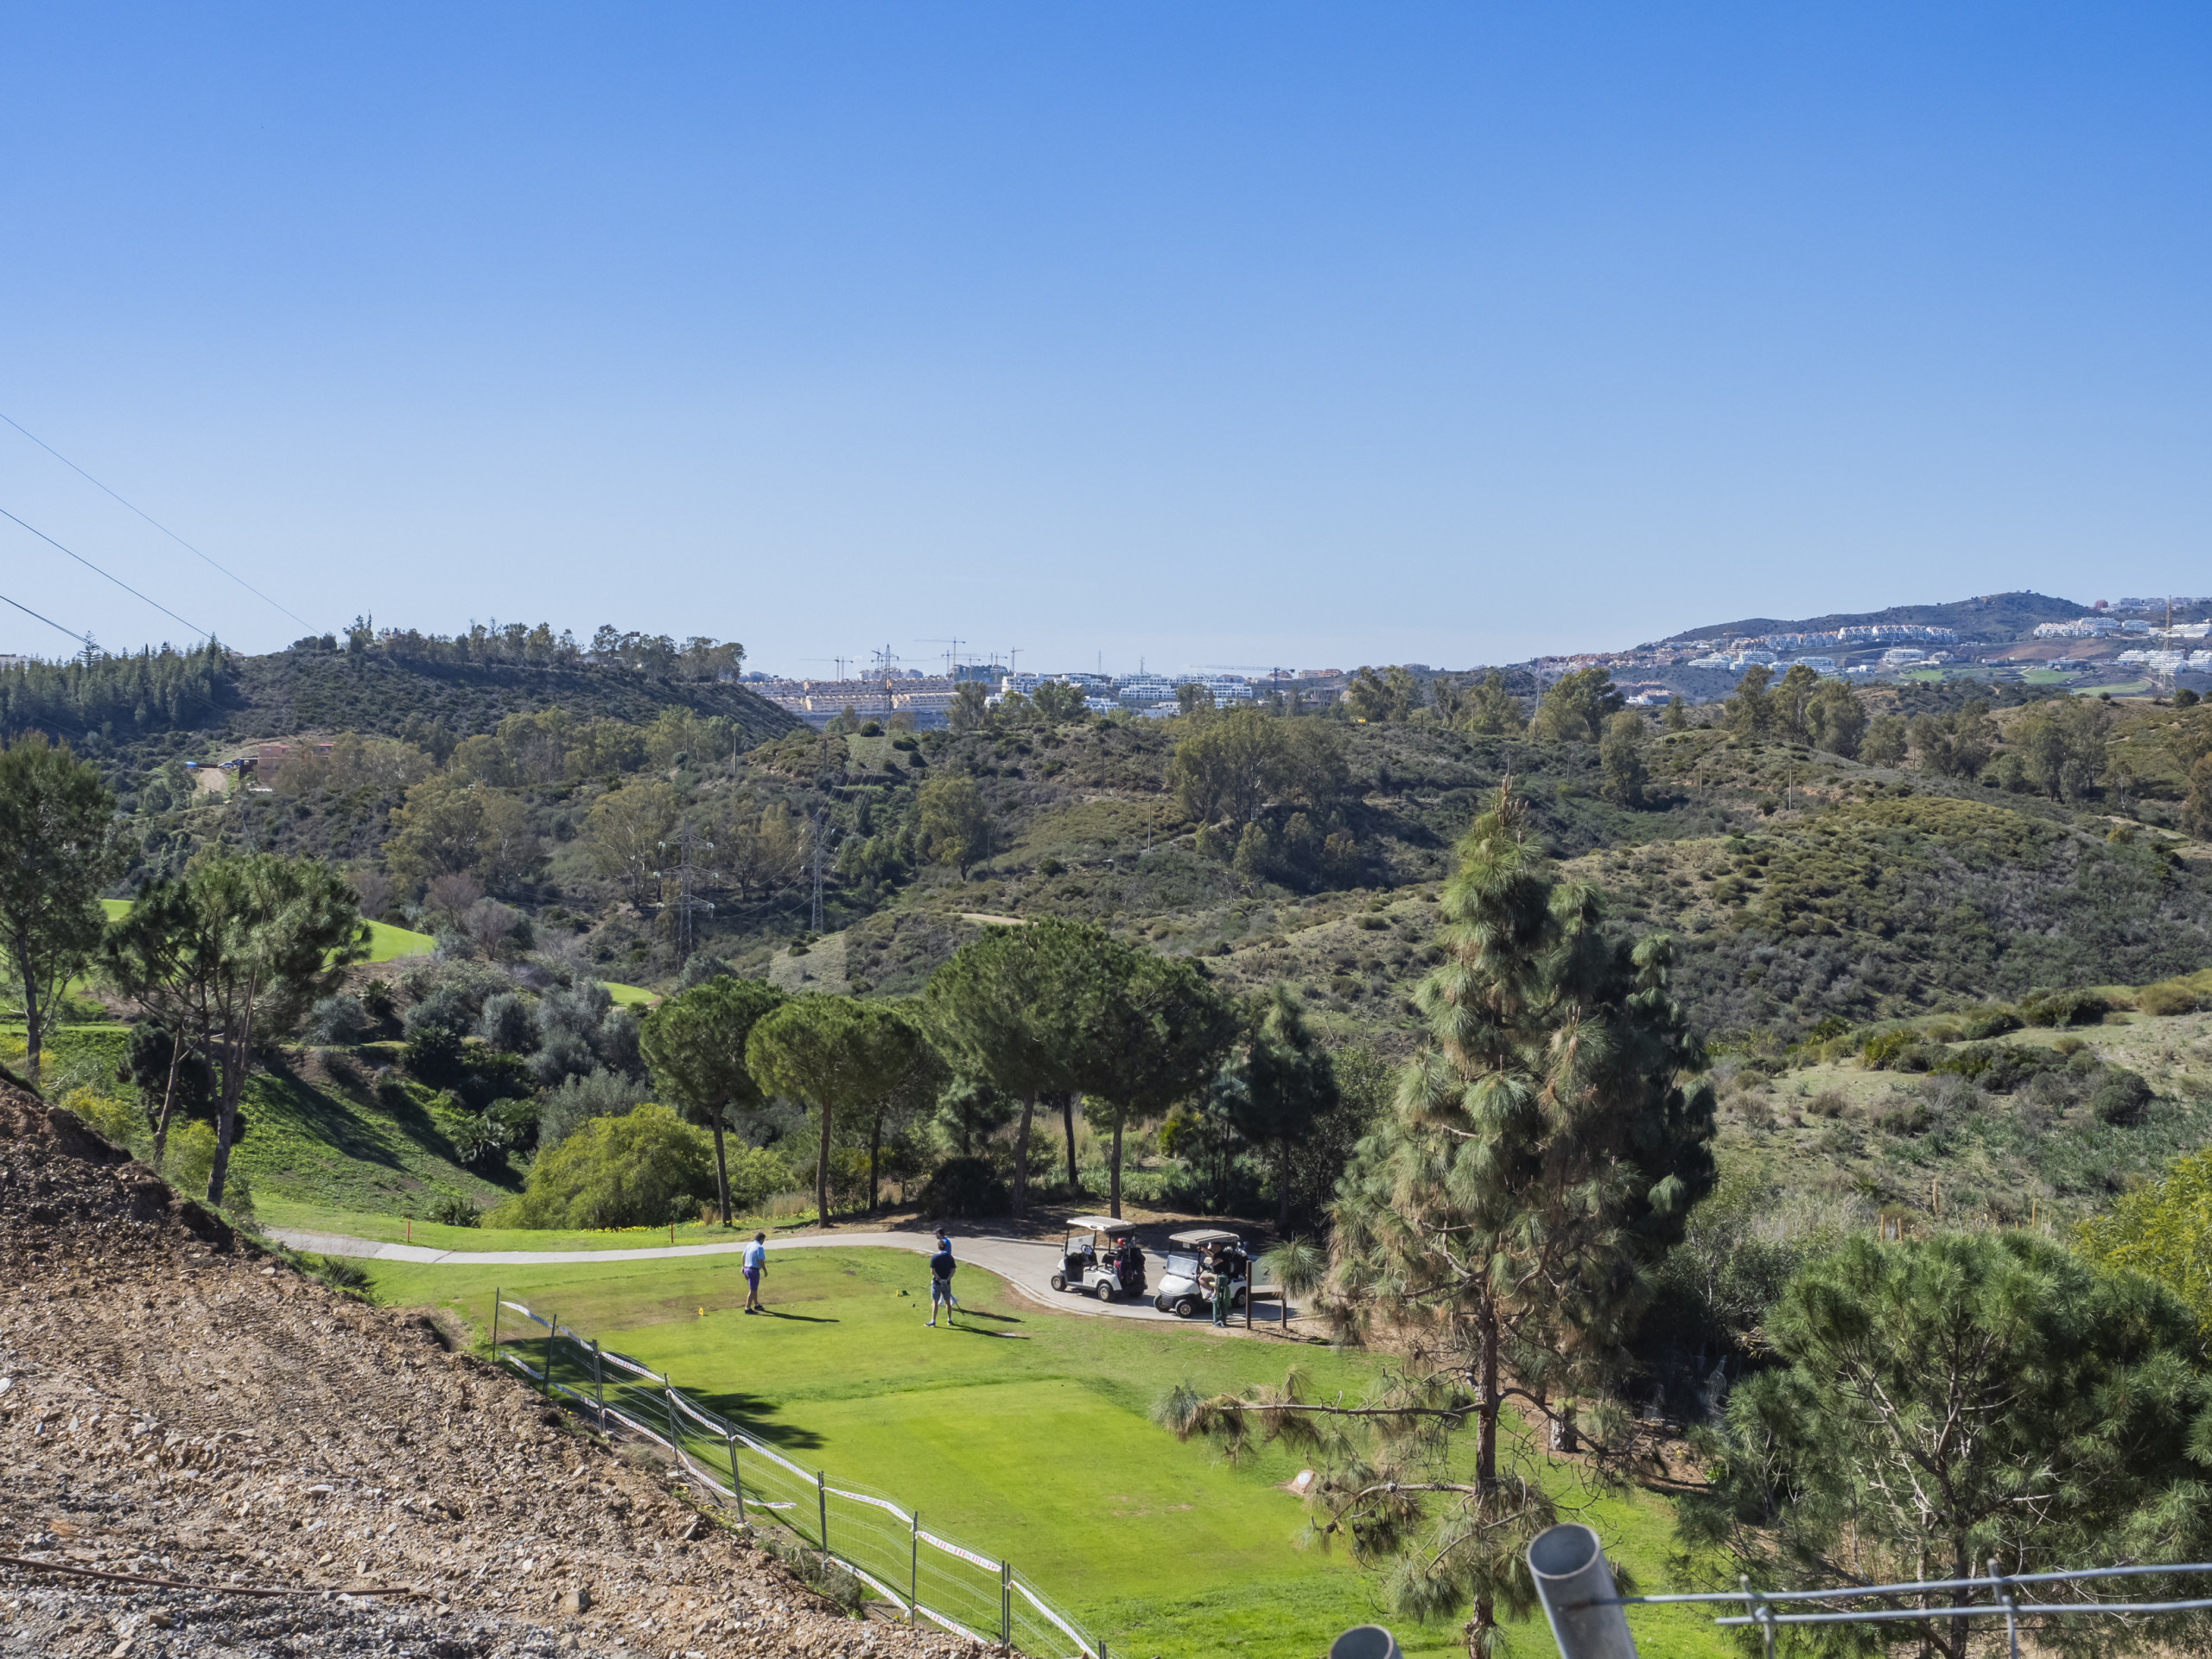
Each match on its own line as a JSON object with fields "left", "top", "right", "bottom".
{"left": 1655, "top": 590, "right": 2088, "bottom": 646}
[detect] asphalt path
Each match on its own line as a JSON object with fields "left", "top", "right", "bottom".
{"left": 268, "top": 1227, "right": 1300, "bottom": 1328}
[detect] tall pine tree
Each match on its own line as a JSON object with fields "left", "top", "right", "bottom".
{"left": 1164, "top": 784, "right": 1715, "bottom": 1656}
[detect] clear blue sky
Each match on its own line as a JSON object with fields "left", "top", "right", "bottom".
{"left": 3, "top": 3, "right": 2207, "bottom": 675}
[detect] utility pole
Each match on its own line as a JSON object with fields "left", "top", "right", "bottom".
{"left": 655, "top": 823, "right": 715, "bottom": 959}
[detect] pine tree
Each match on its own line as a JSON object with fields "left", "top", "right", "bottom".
{"left": 1162, "top": 785, "right": 1716, "bottom": 1656}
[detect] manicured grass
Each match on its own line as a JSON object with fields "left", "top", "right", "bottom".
{"left": 99, "top": 899, "right": 437, "bottom": 964}
{"left": 364, "top": 1248, "right": 1728, "bottom": 1659}
{"left": 364, "top": 920, "right": 439, "bottom": 962}
{"left": 259, "top": 1203, "right": 812, "bottom": 1252}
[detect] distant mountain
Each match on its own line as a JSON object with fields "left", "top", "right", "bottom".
{"left": 1657, "top": 590, "right": 2088, "bottom": 645}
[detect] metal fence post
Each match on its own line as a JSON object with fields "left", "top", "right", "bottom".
{"left": 817, "top": 1471, "right": 828, "bottom": 1551}
{"left": 490, "top": 1287, "right": 500, "bottom": 1357}
{"left": 1000, "top": 1560, "right": 1011, "bottom": 1647}
{"left": 1528, "top": 1523, "right": 1637, "bottom": 1659}
{"left": 592, "top": 1339, "right": 604, "bottom": 1432}
{"left": 909, "top": 1510, "right": 918, "bottom": 1624}
{"left": 724, "top": 1429, "right": 745, "bottom": 1522}
{"left": 544, "top": 1310, "right": 557, "bottom": 1397}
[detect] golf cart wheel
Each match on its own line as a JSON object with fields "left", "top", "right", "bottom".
{"left": 1050, "top": 1273, "right": 1065, "bottom": 1292}
{"left": 1094, "top": 1279, "right": 1113, "bottom": 1302}
{"left": 1232, "top": 1287, "right": 1248, "bottom": 1309}
{"left": 1154, "top": 1296, "right": 1169, "bottom": 1313}
{"left": 1173, "top": 1297, "right": 1197, "bottom": 1319}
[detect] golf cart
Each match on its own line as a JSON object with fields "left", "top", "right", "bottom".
{"left": 1154, "top": 1228, "right": 1249, "bottom": 1319}
{"left": 1050, "top": 1216, "right": 1146, "bottom": 1302}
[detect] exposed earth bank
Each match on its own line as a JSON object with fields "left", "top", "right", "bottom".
{"left": 0, "top": 1073, "right": 976, "bottom": 1659}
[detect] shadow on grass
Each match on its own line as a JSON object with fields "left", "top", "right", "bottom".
{"left": 251, "top": 1058, "right": 424, "bottom": 1170}
{"left": 756, "top": 1308, "right": 838, "bottom": 1324}
{"left": 689, "top": 1389, "right": 828, "bottom": 1450}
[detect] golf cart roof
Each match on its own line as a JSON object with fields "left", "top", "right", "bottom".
{"left": 1169, "top": 1229, "right": 1243, "bottom": 1246}
{"left": 1068, "top": 1216, "right": 1138, "bottom": 1236}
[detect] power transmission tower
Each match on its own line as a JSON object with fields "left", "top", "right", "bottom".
{"left": 872, "top": 643, "right": 899, "bottom": 716}
{"left": 654, "top": 822, "right": 715, "bottom": 959}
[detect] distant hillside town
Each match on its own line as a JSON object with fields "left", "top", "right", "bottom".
{"left": 735, "top": 592, "right": 2212, "bottom": 729}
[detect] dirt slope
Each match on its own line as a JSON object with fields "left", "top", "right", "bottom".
{"left": 0, "top": 1075, "right": 973, "bottom": 1658}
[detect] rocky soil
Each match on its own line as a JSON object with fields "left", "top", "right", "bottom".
{"left": 0, "top": 1073, "right": 981, "bottom": 1659}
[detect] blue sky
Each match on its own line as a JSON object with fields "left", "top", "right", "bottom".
{"left": 3, "top": 3, "right": 2207, "bottom": 675}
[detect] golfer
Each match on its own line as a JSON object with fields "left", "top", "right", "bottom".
{"left": 926, "top": 1236, "right": 958, "bottom": 1326}
{"left": 742, "top": 1231, "right": 767, "bottom": 1313}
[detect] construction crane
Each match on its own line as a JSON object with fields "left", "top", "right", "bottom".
{"left": 917, "top": 638, "right": 967, "bottom": 679}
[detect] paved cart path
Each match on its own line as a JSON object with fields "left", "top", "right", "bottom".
{"left": 269, "top": 1226, "right": 1300, "bottom": 1328}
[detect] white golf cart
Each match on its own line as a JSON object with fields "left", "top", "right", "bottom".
{"left": 1049, "top": 1216, "right": 1146, "bottom": 1302}
{"left": 1154, "top": 1228, "right": 1249, "bottom": 1319}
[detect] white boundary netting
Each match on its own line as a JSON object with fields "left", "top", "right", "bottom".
{"left": 492, "top": 1296, "right": 1103, "bottom": 1658}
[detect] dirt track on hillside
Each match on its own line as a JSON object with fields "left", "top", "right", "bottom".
{"left": 0, "top": 1074, "right": 982, "bottom": 1659}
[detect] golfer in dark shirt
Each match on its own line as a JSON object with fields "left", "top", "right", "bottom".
{"left": 927, "top": 1238, "right": 957, "bottom": 1326}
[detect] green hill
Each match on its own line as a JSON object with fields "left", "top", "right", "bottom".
{"left": 0, "top": 629, "right": 800, "bottom": 769}
{"left": 1658, "top": 589, "right": 2089, "bottom": 645}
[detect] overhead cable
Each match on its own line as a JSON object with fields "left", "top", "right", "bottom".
{"left": 0, "top": 589, "right": 88, "bottom": 645}
{"left": 0, "top": 410, "right": 309, "bottom": 629}
{"left": 0, "top": 504, "right": 209, "bottom": 639}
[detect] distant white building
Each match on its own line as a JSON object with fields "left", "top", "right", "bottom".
{"left": 1880, "top": 647, "right": 1927, "bottom": 666}
{"left": 2188, "top": 652, "right": 2212, "bottom": 673}
{"left": 1729, "top": 651, "right": 1778, "bottom": 670}
{"left": 1789, "top": 656, "right": 1841, "bottom": 676}
{"left": 1687, "top": 653, "right": 1732, "bottom": 671}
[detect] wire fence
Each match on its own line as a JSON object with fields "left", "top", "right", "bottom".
{"left": 1528, "top": 1522, "right": 2212, "bottom": 1658}
{"left": 491, "top": 1294, "right": 1104, "bottom": 1658}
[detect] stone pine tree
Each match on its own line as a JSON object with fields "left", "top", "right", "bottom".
{"left": 1070, "top": 942, "right": 1237, "bottom": 1220}
{"left": 639, "top": 976, "right": 788, "bottom": 1225}
{"left": 745, "top": 995, "right": 923, "bottom": 1228}
{"left": 0, "top": 735, "right": 123, "bottom": 1084}
{"left": 920, "top": 921, "right": 1089, "bottom": 1218}
{"left": 1160, "top": 784, "right": 1716, "bottom": 1657}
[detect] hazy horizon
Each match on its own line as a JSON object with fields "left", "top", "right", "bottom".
{"left": 5, "top": 5, "right": 2207, "bottom": 670}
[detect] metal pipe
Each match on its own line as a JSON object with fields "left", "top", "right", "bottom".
{"left": 817, "top": 1471, "right": 828, "bottom": 1551}
{"left": 1528, "top": 1523, "right": 1638, "bottom": 1659}
{"left": 725, "top": 1429, "right": 745, "bottom": 1522}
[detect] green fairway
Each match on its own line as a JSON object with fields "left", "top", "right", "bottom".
{"left": 364, "top": 1247, "right": 1727, "bottom": 1659}
{"left": 259, "top": 1203, "right": 809, "bottom": 1251}
{"left": 99, "top": 899, "right": 437, "bottom": 963}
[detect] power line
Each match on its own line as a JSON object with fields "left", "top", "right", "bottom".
{"left": 0, "top": 504, "right": 209, "bottom": 640}
{"left": 0, "top": 590, "right": 88, "bottom": 646}
{"left": 0, "top": 410, "right": 309, "bottom": 629}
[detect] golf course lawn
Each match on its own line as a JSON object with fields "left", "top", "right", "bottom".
{"left": 364, "top": 1246, "right": 1729, "bottom": 1659}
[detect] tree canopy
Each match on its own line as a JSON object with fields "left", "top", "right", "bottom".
{"left": 746, "top": 995, "right": 925, "bottom": 1226}
{"left": 1681, "top": 1232, "right": 2212, "bottom": 1659}
{"left": 639, "top": 975, "right": 788, "bottom": 1224}
{"left": 0, "top": 735, "right": 122, "bottom": 1082}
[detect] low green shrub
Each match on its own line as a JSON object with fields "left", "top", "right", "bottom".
{"left": 916, "top": 1155, "right": 1008, "bottom": 1219}
{"left": 427, "top": 1192, "right": 482, "bottom": 1227}
{"left": 1958, "top": 1006, "right": 2022, "bottom": 1040}
{"left": 486, "top": 1103, "right": 715, "bottom": 1229}
{"left": 2136, "top": 980, "right": 2205, "bottom": 1017}
{"left": 2020, "top": 988, "right": 2111, "bottom": 1027}
{"left": 2092, "top": 1067, "right": 2155, "bottom": 1128}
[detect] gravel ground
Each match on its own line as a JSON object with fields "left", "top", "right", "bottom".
{"left": 0, "top": 1074, "right": 984, "bottom": 1659}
